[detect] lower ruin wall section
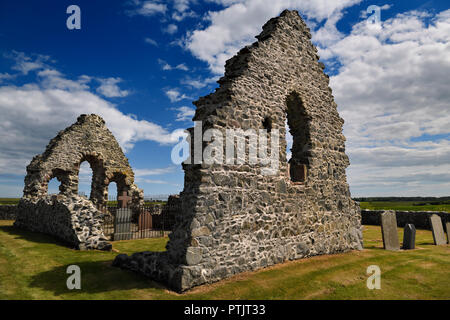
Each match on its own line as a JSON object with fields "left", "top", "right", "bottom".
{"left": 113, "top": 225, "right": 363, "bottom": 292}
{"left": 113, "top": 187, "right": 363, "bottom": 292}
{"left": 14, "top": 195, "right": 112, "bottom": 251}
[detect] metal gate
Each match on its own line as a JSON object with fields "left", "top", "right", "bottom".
{"left": 100, "top": 204, "right": 176, "bottom": 241}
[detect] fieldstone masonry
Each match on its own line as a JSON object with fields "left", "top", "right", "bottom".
{"left": 113, "top": 10, "right": 363, "bottom": 291}
{"left": 22, "top": 114, "right": 143, "bottom": 207}
{"left": 15, "top": 195, "right": 112, "bottom": 250}
{"left": 15, "top": 114, "right": 144, "bottom": 250}
{"left": 0, "top": 205, "right": 17, "bottom": 220}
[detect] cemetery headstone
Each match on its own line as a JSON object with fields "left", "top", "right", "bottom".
{"left": 138, "top": 211, "right": 153, "bottom": 231}
{"left": 118, "top": 191, "right": 132, "bottom": 209}
{"left": 402, "top": 224, "right": 416, "bottom": 250}
{"left": 429, "top": 214, "right": 446, "bottom": 245}
{"left": 446, "top": 222, "right": 450, "bottom": 244}
{"left": 114, "top": 208, "right": 133, "bottom": 241}
{"left": 381, "top": 211, "right": 400, "bottom": 251}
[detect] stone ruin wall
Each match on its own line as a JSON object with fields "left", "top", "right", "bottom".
{"left": 22, "top": 114, "right": 143, "bottom": 207}
{"left": 114, "top": 10, "right": 363, "bottom": 291}
{"left": 15, "top": 114, "right": 144, "bottom": 250}
{"left": 15, "top": 195, "right": 112, "bottom": 250}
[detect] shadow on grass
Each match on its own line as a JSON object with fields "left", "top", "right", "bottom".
{"left": 0, "top": 224, "right": 76, "bottom": 249}
{"left": 28, "top": 260, "right": 169, "bottom": 296}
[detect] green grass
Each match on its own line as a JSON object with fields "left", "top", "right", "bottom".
{"left": 359, "top": 201, "right": 450, "bottom": 213}
{"left": 0, "top": 220, "right": 449, "bottom": 300}
{"left": 5, "top": 199, "right": 449, "bottom": 212}
{"left": 0, "top": 198, "right": 20, "bottom": 205}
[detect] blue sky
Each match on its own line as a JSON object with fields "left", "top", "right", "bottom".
{"left": 0, "top": 0, "right": 449, "bottom": 198}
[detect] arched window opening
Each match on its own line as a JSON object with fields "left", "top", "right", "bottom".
{"left": 285, "top": 119, "right": 293, "bottom": 162}
{"left": 47, "top": 177, "right": 61, "bottom": 196}
{"left": 78, "top": 161, "right": 93, "bottom": 199}
{"left": 285, "top": 92, "right": 311, "bottom": 183}
{"left": 108, "top": 182, "right": 118, "bottom": 202}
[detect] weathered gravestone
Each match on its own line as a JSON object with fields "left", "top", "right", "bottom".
{"left": 118, "top": 191, "right": 132, "bottom": 209}
{"left": 446, "top": 222, "right": 450, "bottom": 244}
{"left": 402, "top": 224, "right": 416, "bottom": 250}
{"left": 381, "top": 211, "right": 400, "bottom": 251}
{"left": 138, "top": 211, "right": 152, "bottom": 231}
{"left": 429, "top": 214, "right": 446, "bottom": 245}
{"left": 114, "top": 208, "right": 133, "bottom": 241}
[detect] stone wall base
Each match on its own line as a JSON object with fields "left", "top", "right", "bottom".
{"left": 14, "top": 195, "right": 111, "bottom": 250}
{"left": 112, "top": 227, "right": 362, "bottom": 292}
{"left": 0, "top": 205, "right": 17, "bottom": 220}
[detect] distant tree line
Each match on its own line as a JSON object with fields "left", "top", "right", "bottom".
{"left": 353, "top": 196, "right": 450, "bottom": 205}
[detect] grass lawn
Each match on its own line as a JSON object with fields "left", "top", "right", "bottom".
{"left": 3, "top": 199, "right": 449, "bottom": 212}
{"left": 359, "top": 201, "right": 450, "bottom": 213}
{"left": 0, "top": 198, "right": 20, "bottom": 205}
{"left": 0, "top": 220, "right": 449, "bottom": 300}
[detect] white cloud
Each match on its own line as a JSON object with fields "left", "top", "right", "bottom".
{"left": 8, "top": 51, "right": 50, "bottom": 75}
{"left": 37, "top": 69, "right": 91, "bottom": 91}
{"left": 174, "top": 0, "right": 191, "bottom": 13}
{"left": 0, "top": 53, "right": 182, "bottom": 175}
{"left": 172, "top": 10, "right": 197, "bottom": 21}
{"left": 134, "top": 166, "right": 176, "bottom": 177}
{"left": 158, "top": 59, "right": 189, "bottom": 71}
{"left": 172, "top": 0, "right": 197, "bottom": 21}
{"left": 129, "top": 0, "right": 167, "bottom": 16}
{"left": 0, "top": 73, "right": 14, "bottom": 83}
{"left": 173, "top": 106, "right": 195, "bottom": 121}
{"left": 144, "top": 37, "right": 158, "bottom": 46}
{"left": 96, "top": 77, "right": 129, "bottom": 98}
{"left": 185, "top": 0, "right": 362, "bottom": 74}
{"left": 163, "top": 23, "right": 179, "bottom": 34}
{"left": 360, "top": 4, "right": 392, "bottom": 19}
{"left": 322, "top": 9, "right": 450, "bottom": 196}
{"left": 175, "top": 63, "right": 189, "bottom": 71}
{"left": 180, "top": 76, "right": 218, "bottom": 89}
{"left": 165, "top": 88, "right": 191, "bottom": 102}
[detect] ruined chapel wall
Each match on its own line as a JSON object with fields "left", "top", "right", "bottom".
{"left": 165, "top": 10, "right": 362, "bottom": 289}
{"left": 113, "top": 10, "right": 362, "bottom": 292}
{"left": 23, "top": 114, "right": 143, "bottom": 206}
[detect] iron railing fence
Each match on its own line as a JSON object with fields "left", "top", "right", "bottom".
{"left": 97, "top": 203, "right": 179, "bottom": 241}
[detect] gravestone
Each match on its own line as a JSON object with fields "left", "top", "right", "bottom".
{"left": 381, "top": 211, "right": 400, "bottom": 251}
{"left": 138, "top": 211, "right": 153, "bottom": 231}
{"left": 446, "top": 222, "right": 450, "bottom": 244}
{"left": 429, "top": 214, "right": 446, "bottom": 245}
{"left": 114, "top": 208, "right": 133, "bottom": 241}
{"left": 402, "top": 224, "right": 416, "bottom": 250}
{"left": 118, "top": 191, "right": 132, "bottom": 209}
